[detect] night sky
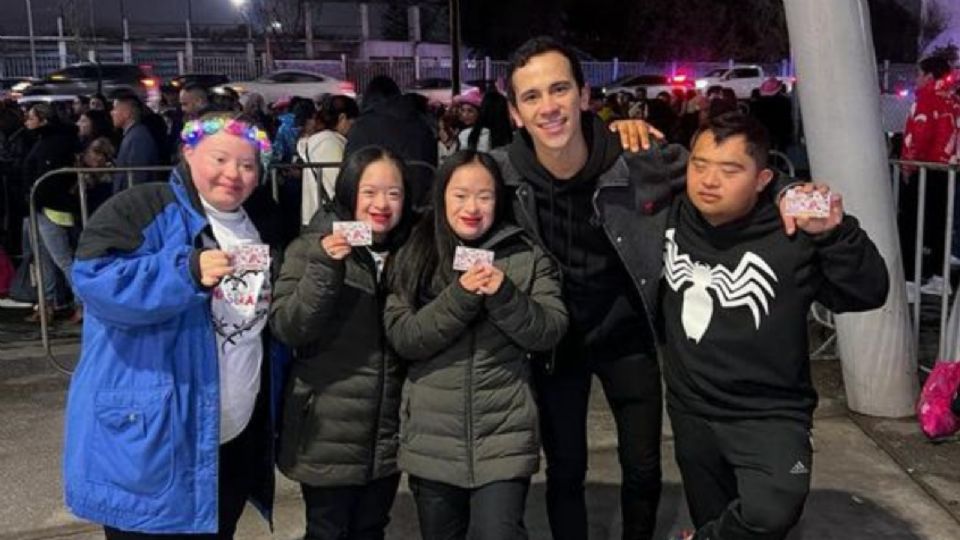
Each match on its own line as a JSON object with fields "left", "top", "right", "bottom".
{"left": 0, "top": 0, "right": 248, "bottom": 34}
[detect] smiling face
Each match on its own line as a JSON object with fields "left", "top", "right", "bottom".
{"left": 444, "top": 161, "right": 497, "bottom": 241}
{"left": 354, "top": 158, "right": 404, "bottom": 241}
{"left": 183, "top": 131, "right": 259, "bottom": 212}
{"left": 686, "top": 130, "right": 773, "bottom": 226}
{"left": 508, "top": 50, "right": 590, "bottom": 160}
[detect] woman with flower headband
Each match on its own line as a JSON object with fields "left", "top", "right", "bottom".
{"left": 62, "top": 112, "right": 284, "bottom": 538}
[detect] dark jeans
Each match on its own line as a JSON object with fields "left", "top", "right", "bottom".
{"left": 408, "top": 476, "right": 530, "bottom": 540}
{"left": 534, "top": 351, "right": 662, "bottom": 540}
{"left": 300, "top": 473, "right": 401, "bottom": 540}
{"left": 899, "top": 170, "right": 949, "bottom": 280}
{"left": 103, "top": 394, "right": 268, "bottom": 539}
{"left": 668, "top": 407, "right": 811, "bottom": 540}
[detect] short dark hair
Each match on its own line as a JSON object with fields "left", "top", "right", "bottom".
{"left": 362, "top": 75, "right": 401, "bottom": 111}
{"left": 919, "top": 55, "right": 952, "bottom": 80}
{"left": 506, "top": 36, "right": 585, "bottom": 105}
{"left": 113, "top": 93, "right": 143, "bottom": 121}
{"left": 692, "top": 111, "right": 771, "bottom": 170}
{"left": 181, "top": 84, "right": 209, "bottom": 102}
{"left": 316, "top": 94, "right": 359, "bottom": 131}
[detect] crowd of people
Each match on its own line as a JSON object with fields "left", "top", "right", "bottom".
{"left": 0, "top": 35, "right": 905, "bottom": 540}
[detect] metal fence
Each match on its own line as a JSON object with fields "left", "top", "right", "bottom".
{"left": 890, "top": 160, "right": 960, "bottom": 368}
{"left": 26, "top": 166, "right": 175, "bottom": 373}
{"left": 194, "top": 55, "right": 264, "bottom": 81}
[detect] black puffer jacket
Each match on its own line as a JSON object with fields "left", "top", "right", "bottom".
{"left": 270, "top": 207, "right": 402, "bottom": 487}
{"left": 24, "top": 123, "right": 79, "bottom": 212}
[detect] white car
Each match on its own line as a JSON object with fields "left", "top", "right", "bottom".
{"left": 227, "top": 70, "right": 356, "bottom": 104}
{"left": 601, "top": 74, "right": 694, "bottom": 99}
{"left": 405, "top": 78, "right": 478, "bottom": 106}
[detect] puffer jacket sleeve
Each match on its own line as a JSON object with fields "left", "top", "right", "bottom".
{"left": 269, "top": 232, "right": 346, "bottom": 347}
{"left": 484, "top": 248, "right": 568, "bottom": 351}
{"left": 383, "top": 280, "right": 484, "bottom": 361}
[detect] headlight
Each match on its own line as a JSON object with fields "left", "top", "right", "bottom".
{"left": 695, "top": 80, "right": 707, "bottom": 89}
{"left": 12, "top": 81, "right": 31, "bottom": 92}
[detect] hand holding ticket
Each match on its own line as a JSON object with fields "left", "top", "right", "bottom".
{"left": 333, "top": 221, "right": 373, "bottom": 246}
{"left": 453, "top": 246, "right": 495, "bottom": 272}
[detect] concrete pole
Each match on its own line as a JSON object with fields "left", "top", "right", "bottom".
{"left": 185, "top": 23, "right": 194, "bottom": 72}
{"left": 25, "top": 0, "right": 37, "bottom": 77}
{"left": 359, "top": 3, "right": 370, "bottom": 42}
{"left": 57, "top": 17, "right": 68, "bottom": 68}
{"left": 783, "top": 0, "right": 917, "bottom": 417}
{"left": 305, "top": 3, "right": 315, "bottom": 59}
{"left": 122, "top": 19, "right": 132, "bottom": 64}
{"left": 408, "top": 5, "right": 422, "bottom": 42}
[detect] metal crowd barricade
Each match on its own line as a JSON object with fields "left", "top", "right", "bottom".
{"left": 888, "top": 159, "right": 960, "bottom": 368}
{"left": 28, "top": 166, "right": 174, "bottom": 374}
{"left": 266, "top": 159, "right": 439, "bottom": 210}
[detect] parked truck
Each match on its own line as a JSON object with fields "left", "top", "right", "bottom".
{"left": 695, "top": 64, "right": 793, "bottom": 99}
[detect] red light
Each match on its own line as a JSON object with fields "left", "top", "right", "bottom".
{"left": 897, "top": 89, "right": 909, "bottom": 98}
{"left": 339, "top": 81, "right": 356, "bottom": 94}
{"left": 672, "top": 74, "right": 687, "bottom": 83}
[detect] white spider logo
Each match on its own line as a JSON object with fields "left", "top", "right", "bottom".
{"left": 664, "top": 229, "right": 778, "bottom": 343}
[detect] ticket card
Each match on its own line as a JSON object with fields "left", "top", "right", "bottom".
{"left": 226, "top": 243, "right": 270, "bottom": 272}
{"left": 453, "top": 246, "right": 495, "bottom": 272}
{"left": 783, "top": 189, "right": 832, "bottom": 218}
{"left": 332, "top": 221, "right": 374, "bottom": 246}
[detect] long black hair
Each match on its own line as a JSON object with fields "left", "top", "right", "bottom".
{"left": 331, "top": 145, "right": 414, "bottom": 252}
{"left": 466, "top": 90, "right": 514, "bottom": 151}
{"left": 386, "top": 149, "right": 511, "bottom": 307}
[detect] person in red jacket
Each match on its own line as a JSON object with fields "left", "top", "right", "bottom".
{"left": 899, "top": 55, "right": 959, "bottom": 298}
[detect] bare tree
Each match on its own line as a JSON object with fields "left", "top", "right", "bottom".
{"left": 919, "top": 0, "right": 952, "bottom": 55}
{"left": 255, "top": 0, "right": 306, "bottom": 57}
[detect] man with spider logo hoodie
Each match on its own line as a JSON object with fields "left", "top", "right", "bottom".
{"left": 662, "top": 112, "right": 889, "bottom": 540}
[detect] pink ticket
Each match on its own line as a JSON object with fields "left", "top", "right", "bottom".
{"left": 227, "top": 244, "right": 270, "bottom": 272}
{"left": 453, "top": 246, "right": 495, "bottom": 272}
{"left": 333, "top": 221, "right": 373, "bottom": 246}
{"left": 783, "top": 189, "right": 832, "bottom": 218}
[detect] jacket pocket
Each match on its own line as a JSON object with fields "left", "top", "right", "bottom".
{"left": 87, "top": 387, "right": 175, "bottom": 497}
{"left": 281, "top": 377, "right": 316, "bottom": 456}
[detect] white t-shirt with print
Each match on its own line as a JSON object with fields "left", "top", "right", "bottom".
{"left": 201, "top": 197, "right": 271, "bottom": 443}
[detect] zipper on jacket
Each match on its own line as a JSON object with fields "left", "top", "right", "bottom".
{"left": 465, "top": 327, "right": 477, "bottom": 486}
{"left": 367, "top": 257, "right": 387, "bottom": 482}
{"left": 591, "top": 187, "right": 659, "bottom": 340}
{"left": 514, "top": 186, "right": 563, "bottom": 374}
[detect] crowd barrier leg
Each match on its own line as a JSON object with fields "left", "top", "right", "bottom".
{"left": 912, "top": 168, "right": 927, "bottom": 352}
{"left": 938, "top": 170, "right": 957, "bottom": 358}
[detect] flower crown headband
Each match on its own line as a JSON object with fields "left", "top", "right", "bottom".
{"left": 181, "top": 117, "right": 273, "bottom": 167}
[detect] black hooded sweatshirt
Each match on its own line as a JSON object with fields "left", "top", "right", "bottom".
{"left": 661, "top": 191, "right": 889, "bottom": 424}
{"left": 507, "top": 113, "right": 652, "bottom": 360}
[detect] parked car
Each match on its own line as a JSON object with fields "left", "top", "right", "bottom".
{"left": 20, "top": 63, "right": 161, "bottom": 111}
{"left": 169, "top": 73, "right": 230, "bottom": 90}
{"left": 695, "top": 65, "right": 793, "bottom": 99}
{"left": 405, "top": 78, "right": 478, "bottom": 105}
{"left": 227, "top": 70, "right": 356, "bottom": 103}
{"left": 601, "top": 74, "right": 694, "bottom": 99}
{"left": 0, "top": 77, "right": 40, "bottom": 101}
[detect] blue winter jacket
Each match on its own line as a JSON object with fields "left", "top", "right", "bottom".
{"left": 63, "top": 166, "right": 282, "bottom": 533}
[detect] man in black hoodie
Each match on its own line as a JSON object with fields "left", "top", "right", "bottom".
{"left": 663, "top": 112, "right": 888, "bottom": 540}
{"left": 491, "top": 36, "right": 689, "bottom": 540}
